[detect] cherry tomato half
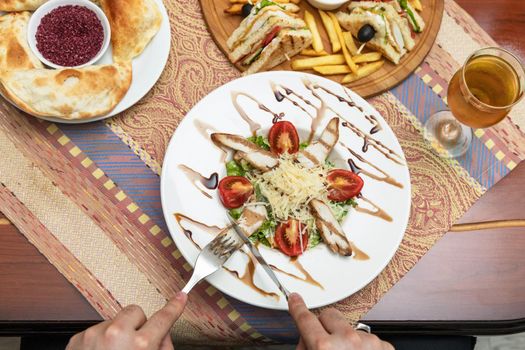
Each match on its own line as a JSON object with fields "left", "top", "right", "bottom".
{"left": 268, "top": 121, "right": 300, "bottom": 155}
{"left": 218, "top": 176, "right": 253, "bottom": 209}
{"left": 274, "top": 219, "right": 308, "bottom": 257}
{"left": 327, "top": 169, "right": 364, "bottom": 202}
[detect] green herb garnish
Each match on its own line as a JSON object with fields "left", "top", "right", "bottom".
{"left": 299, "top": 141, "right": 309, "bottom": 150}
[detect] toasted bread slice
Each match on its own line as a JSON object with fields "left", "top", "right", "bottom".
{"left": 242, "top": 28, "right": 312, "bottom": 75}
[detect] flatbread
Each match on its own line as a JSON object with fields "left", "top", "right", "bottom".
{"left": 0, "top": 0, "right": 47, "bottom": 11}
{"left": 0, "top": 12, "right": 44, "bottom": 71}
{"left": 0, "top": 62, "right": 132, "bottom": 119}
{"left": 100, "top": 0, "right": 162, "bottom": 62}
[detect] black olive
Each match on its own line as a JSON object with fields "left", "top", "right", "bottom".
{"left": 357, "top": 24, "right": 376, "bottom": 42}
{"left": 241, "top": 3, "right": 254, "bottom": 18}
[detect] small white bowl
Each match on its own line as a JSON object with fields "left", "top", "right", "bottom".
{"left": 305, "top": 0, "right": 349, "bottom": 11}
{"left": 27, "top": 0, "right": 111, "bottom": 69}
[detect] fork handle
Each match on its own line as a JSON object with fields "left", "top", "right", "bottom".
{"left": 181, "top": 270, "right": 203, "bottom": 294}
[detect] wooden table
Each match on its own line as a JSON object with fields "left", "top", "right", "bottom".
{"left": 1, "top": 0, "right": 525, "bottom": 337}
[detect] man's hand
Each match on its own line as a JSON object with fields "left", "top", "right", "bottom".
{"left": 67, "top": 292, "right": 187, "bottom": 350}
{"left": 288, "top": 293, "right": 394, "bottom": 350}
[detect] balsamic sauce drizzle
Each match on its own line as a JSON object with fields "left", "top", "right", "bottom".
{"left": 178, "top": 165, "right": 218, "bottom": 199}
{"left": 271, "top": 82, "right": 315, "bottom": 119}
{"left": 174, "top": 213, "right": 222, "bottom": 248}
{"left": 343, "top": 144, "right": 404, "bottom": 189}
{"left": 274, "top": 78, "right": 404, "bottom": 165}
{"left": 341, "top": 122, "right": 405, "bottom": 165}
{"left": 355, "top": 196, "right": 393, "bottom": 222}
{"left": 194, "top": 119, "right": 228, "bottom": 162}
{"left": 231, "top": 92, "right": 284, "bottom": 132}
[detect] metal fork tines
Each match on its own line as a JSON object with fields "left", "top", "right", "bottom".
{"left": 181, "top": 228, "right": 241, "bottom": 294}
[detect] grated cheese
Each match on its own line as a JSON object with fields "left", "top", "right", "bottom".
{"left": 248, "top": 154, "right": 329, "bottom": 221}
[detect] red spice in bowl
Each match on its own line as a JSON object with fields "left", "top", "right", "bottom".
{"left": 36, "top": 5, "right": 104, "bottom": 67}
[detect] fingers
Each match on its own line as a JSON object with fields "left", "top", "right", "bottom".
{"left": 138, "top": 292, "right": 187, "bottom": 346}
{"left": 318, "top": 308, "right": 349, "bottom": 334}
{"left": 288, "top": 293, "right": 327, "bottom": 349}
{"left": 160, "top": 333, "right": 175, "bottom": 350}
{"left": 296, "top": 337, "right": 306, "bottom": 350}
{"left": 67, "top": 320, "right": 111, "bottom": 349}
{"left": 382, "top": 340, "right": 395, "bottom": 350}
{"left": 111, "top": 304, "right": 147, "bottom": 330}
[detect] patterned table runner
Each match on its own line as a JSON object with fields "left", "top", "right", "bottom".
{"left": 1, "top": 0, "right": 524, "bottom": 344}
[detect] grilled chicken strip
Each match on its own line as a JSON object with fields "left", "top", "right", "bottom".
{"left": 309, "top": 199, "right": 353, "bottom": 256}
{"left": 220, "top": 204, "right": 268, "bottom": 249}
{"left": 211, "top": 133, "right": 278, "bottom": 171}
{"left": 297, "top": 117, "right": 339, "bottom": 169}
{"left": 238, "top": 204, "right": 268, "bottom": 237}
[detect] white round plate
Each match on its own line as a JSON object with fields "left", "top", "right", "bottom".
{"left": 161, "top": 71, "right": 411, "bottom": 310}
{"left": 0, "top": 0, "right": 171, "bottom": 124}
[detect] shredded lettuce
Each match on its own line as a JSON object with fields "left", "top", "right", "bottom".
{"left": 398, "top": 0, "right": 421, "bottom": 32}
{"left": 249, "top": 219, "right": 274, "bottom": 247}
{"left": 247, "top": 135, "right": 270, "bottom": 150}
{"left": 229, "top": 207, "right": 244, "bottom": 220}
{"left": 254, "top": 0, "right": 284, "bottom": 14}
{"left": 308, "top": 229, "right": 322, "bottom": 248}
{"left": 226, "top": 160, "right": 245, "bottom": 176}
{"left": 329, "top": 198, "right": 358, "bottom": 223}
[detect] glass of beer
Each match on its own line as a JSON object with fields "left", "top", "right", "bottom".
{"left": 424, "top": 47, "right": 525, "bottom": 158}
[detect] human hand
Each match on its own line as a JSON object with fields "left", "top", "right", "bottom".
{"left": 288, "top": 293, "right": 393, "bottom": 350}
{"left": 66, "top": 292, "right": 187, "bottom": 350}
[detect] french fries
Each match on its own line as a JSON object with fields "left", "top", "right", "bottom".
{"left": 329, "top": 12, "right": 357, "bottom": 73}
{"left": 342, "top": 32, "right": 358, "bottom": 56}
{"left": 229, "top": 0, "right": 300, "bottom": 3}
{"left": 291, "top": 55, "right": 345, "bottom": 70}
{"left": 301, "top": 48, "right": 329, "bottom": 56}
{"left": 352, "top": 52, "right": 382, "bottom": 63}
{"left": 342, "top": 60, "right": 385, "bottom": 83}
{"left": 313, "top": 65, "right": 351, "bottom": 75}
{"left": 409, "top": 0, "right": 422, "bottom": 11}
{"left": 224, "top": 3, "right": 242, "bottom": 14}
{"left": 304, "top": 10, "right": 324, "bottom": 53}
{"left": 318, "top": 10, "right": 341, "bottom": 53}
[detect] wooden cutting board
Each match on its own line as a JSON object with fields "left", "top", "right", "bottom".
{"left": 200, "top": 0, "right": 444, "bottom": 97}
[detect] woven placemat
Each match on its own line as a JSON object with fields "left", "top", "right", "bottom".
{"left": 0, "top": 0, "right": 524, "bottom": 344}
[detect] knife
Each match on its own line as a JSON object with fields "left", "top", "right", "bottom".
{"left": 227, "top": 214, "right": 291, "bottom": 300}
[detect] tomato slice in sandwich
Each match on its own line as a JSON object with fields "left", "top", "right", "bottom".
{"left": 262, "top": 26, "right": 281, "bottom": 47}
{"left": 327, "top": 169, "right": 364, "bottom": 202}
{"left": 268, "top": 121, "right": 300, "bottom": 155}
{"left": 274, "top": 219, "right": 308, "bottom": 257}
{"left": 218, "top": 176, "right": 253, "bottom": 209}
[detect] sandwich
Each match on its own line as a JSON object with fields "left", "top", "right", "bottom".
{"left": 227, "top": 0, "right": 312, "bottom": 75}
{"left": 393, "top": 0, "right": 425, "bottom": 33}
{"left": 336, "top": 1, "right": 424, "bottom": 64}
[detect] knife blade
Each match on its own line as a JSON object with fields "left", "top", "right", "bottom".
{"left": 227, "top": 214, "right": 291, "bottom": 300}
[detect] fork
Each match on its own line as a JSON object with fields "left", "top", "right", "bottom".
{"left": 181, "top": 228, "right": 241, "bottom": 293}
